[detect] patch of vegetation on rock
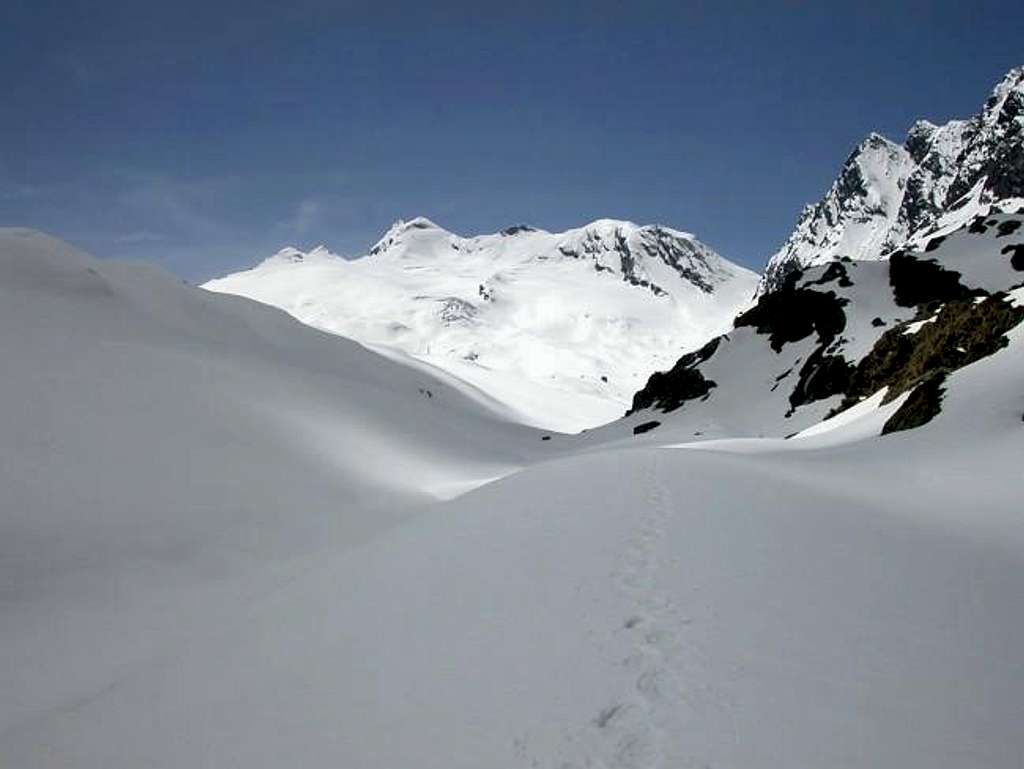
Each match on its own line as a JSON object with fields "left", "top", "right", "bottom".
{"left": 834, "top": 294, "right": 1024, "bottom": 428}
{"left": 627, "top": 338, "right": 720, "bottom": 415}
{"left": 888, "top": 249, "right": 981, "bottom": 308}
{"left": 882, "top": 374, "right": 947, "bottom": 435}
{"left": 735, "top": 271, "right": 848, "bottom": 352}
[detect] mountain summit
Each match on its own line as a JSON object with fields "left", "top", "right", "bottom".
{"left": 761, "top": 66, "right": 1024, "bottom": 293}
{"left": 205, "top": 218, "right": 758, "bottom": 431}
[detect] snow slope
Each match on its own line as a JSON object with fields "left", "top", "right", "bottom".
{"left": 204, "top": 217, "right": 758, "bottom": 432}
{"left": 2, "top": 228, "right": 1024, "bottom": 767}
{"left": 761, "top": 66, "right": 1024, "bottom": 293}
{"left": 0, "top": 228, "right": 543, "bottom": 512}
{"left": 4, "top": 319, "right": 1022, "bottom": 768}
{"left": 0, "top": 227, "right": 562, "bottom": 749}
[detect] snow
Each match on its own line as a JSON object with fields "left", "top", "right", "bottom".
{"left": 903, "top": 316, "right": 936, "bottom": 335}
{"left": 787, "top": 386, "right": 908, "bottom": 444}
{"left": 909, "top": 211, "right": 1024, "bottom": 293}
{"left": 0, "top": 227, "right": 553, "bottom": 752}
{"left": 2, "top": 226, "right": 1024, "bottom": 768}
{"left": 204, "top": 218, "right": 758, "bottom": 432}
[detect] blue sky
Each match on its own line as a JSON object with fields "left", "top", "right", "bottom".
{"left": 2, "top": 0, "right": 1022, "bottom": 280}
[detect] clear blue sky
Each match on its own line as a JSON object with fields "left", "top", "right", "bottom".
{"left": 2, "top": 0, "right": 1021, "bottom": 280}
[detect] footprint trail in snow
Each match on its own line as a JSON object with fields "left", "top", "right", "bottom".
{"left": 592, "top": 451, "right": 688, "bottom": 769}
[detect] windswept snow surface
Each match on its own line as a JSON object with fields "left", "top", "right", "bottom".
{"left": 0, "top": 227, "right": 549, "bottom": 760}
{"left": 204, "top": 218, "right": 758, "bottom": 432}
{"left": 2, "top": 229, "right": 1024, "bottom": 768}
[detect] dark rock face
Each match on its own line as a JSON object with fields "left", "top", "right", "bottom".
{"left": 888, "top": 250, "right": 979, "bottom": 308}
{"left": 634, "top": 227, "right": 718, "bottom": 294}
{"left": 788, "top": 349, "right": 854, "bottom": 413}
{"left": 1001, "top": 243, "right": 1024, "bottom": 270}
{"left": 905, "top": 120, "right": 936, "bottom": 163}
{"left": 996, "top": 220, "right": 1022, "bottom": 238}
{"left": 806, "top": 261, "right": 854, "bottom": 288}
{"left": 559, "top": 225, "right": 723, "bottom": 297}
{"left": 986, "top": 137, "right": 1024, "bottom": 200}
{"left": 632, "top": 420, "right": 661, "bottom": 435}
{"left": 734, "top": 272, "right": 848, "bottom": 352}
{"left": 833, "top": 144, "right": 873, "bottom": 205}
{"left": 969, "top": 216, "right": 990, "bottom": 234}
{"left": 738, "top": 267, "right": 857, "bottom": 414}
{"left": 945, "top": 70, "right": 1024, "bottom": 205}
{"left": 758, "top": 258, "right": 803, "bottom": 296}
{"left": 500, "top": 225, "right": 535, "bottom": 236}
{"left": 627, "top": 338, "right": 720, "bottom": 415}
{"left": 613, "top": 231, "right": 667, "bottom": 296}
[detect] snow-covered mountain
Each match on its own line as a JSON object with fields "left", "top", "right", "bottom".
{"left": 612, "top": 206, "right": 1024, "bottom": 444}
{"left": 760, "top": 66, "right": 1024, "bottom": 293}
{"left": 205, "top": 217, "right": 758, "bottom": 432}
{"left": 617, "top": 68, "right": 1024, "bottom": 447}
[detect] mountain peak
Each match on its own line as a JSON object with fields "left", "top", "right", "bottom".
{"left": 369, "top": 216, "right": 451, "bottom": 256}
{"left": 267, "top": 246, "right": 307, "bottom": 264}
{"left": 981, "top": 65, "right": 1024, "bottom": 125}
{"left": 261, "top": 245, "right": 339, "bottom": 267}
{"left": 859, "top": 132, "right": 900, "bottom": 151}
{"left": 760, "top": 65, "right": 1024, "bottom": 294}
{"left": 580, "top": 217, "right": 638, "bottom": 231}
{"left": 400, "top": 215, "right": 443, "bottom": 231}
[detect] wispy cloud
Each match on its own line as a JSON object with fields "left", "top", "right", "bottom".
{"left": 0, "top": 181, "right": 44, "bottom": 201}
{"left": 117, "top": 175, "right": 239, "bottom": 242}
{"left": 290, "top": 197, "right": 324, "bottom": 238}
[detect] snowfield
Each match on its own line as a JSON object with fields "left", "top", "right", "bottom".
{"left": 204, "top": 217, "right": 758, "bottom": 432}
{"left": 2, "top": 226, "right": 1024, "bottom": 768}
